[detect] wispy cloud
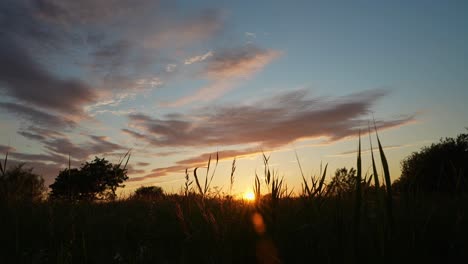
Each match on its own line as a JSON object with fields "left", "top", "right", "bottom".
{"left": 0, "top": 102, "right": 76, "bottom": 129}
{"left": 184, "top": 51, "right": 213, "bottom": 65}
{"left": 16, "top": 127, "right": 126, "bottom": 162}
{"left": 204, "top": 46, "right": 280, "bottom": 79}
{"left": 166, "top": 64, "right": 177, "bottom": 73}
{"left": 161, "top": 81, "right": 236, "bottom": 107}
{"left": 165, "top": 45, "right": 280, "bottom": 106}
{"left": 0, "top": 39, "right": 97, "bottom": 116}
{"left": 245, "top": 32, "right": 256, "bottom": 38}
{"left": 127, "top": 88, "right": 417, "bottom": 182}
{"left": 0, "top": 145, "right": 15, "bottom": 153}
{"left": 329, "top": 144, "right": 413, "bottom": 157}
{"left": 128, "top": 89, "right": 415, "bottom": 149}
{"left": 18, "top": 126, "right": 66, "bottom": 141}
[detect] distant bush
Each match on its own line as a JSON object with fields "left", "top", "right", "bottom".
{"left": 131, "top": 186, "right": 165, "bottom": 200}
{"left": 49, "top": 157, "right": 128, "bottom": 201}
{"left": 0, "top": 164, "right": 46, "bottom": 203}
{"left": 328, "top": 167, "right": 358, "bottom": 195}
{"left": 394, "top": 132, "right": 468, "bottom": 193}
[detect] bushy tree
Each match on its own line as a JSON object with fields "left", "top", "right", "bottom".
{"left": 328, "top": 167, "right": 358, "bottom": 195}
{"left": 0, "top": 164, "right": 46, "bottom": 203}
{"left": 395, "top": 132, "right": 468, "bottom": 193}
{"left": 49, "top": 157, "right": 128, "bottom": 201}
{"left": 131, "top": 186, "right": 164, "bottom": 200}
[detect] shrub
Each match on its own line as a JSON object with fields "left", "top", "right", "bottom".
{"left": 328, "top": 167, "right": 358, "bottom": 195}
{"left": 0, "top": 164, "right": 46, "bottom": 203}
{"left": 132, "top": 186, "right": 165, "bottom": 200}
{"left": 396, "top": 132, "right": 468, "bottom": 193}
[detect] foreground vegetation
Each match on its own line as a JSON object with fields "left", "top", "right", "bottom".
{"left": 1, "top": 131, "right": 467, "bottom": 263}
{"left": 1, "top": 194, "right": 467, "bottom": 263}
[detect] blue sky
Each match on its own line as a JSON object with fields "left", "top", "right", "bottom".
{"left": 0, "top": 0, "right": 467, "bottom": 196}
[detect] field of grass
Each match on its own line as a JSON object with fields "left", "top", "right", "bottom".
{"left": 1, "top": 193, "right": 467, "bottom": 263}
{"left": 1, "top": 133, "right": 468, "bottom": 263}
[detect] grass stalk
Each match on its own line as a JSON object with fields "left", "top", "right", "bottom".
{"left": 229, "top": 157, "right": 236, "bottom": 196}
{"left": 354, "top": 131, "right": 362, "bottom": 259}
{"left": 368, "top": 125, "right": 380, "bottom": 189}
{"left": 374, "top": 122, "right": 394, "bottom": 231}
{"left": 0, "top": 151, "right": 8, "bottom": 177}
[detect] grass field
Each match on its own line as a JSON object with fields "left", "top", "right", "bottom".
{"left": 1, "top": 193, "right": 467, "bottom": 263}
{"left": 1, "top": 134, "right": 467, "bottom": 263}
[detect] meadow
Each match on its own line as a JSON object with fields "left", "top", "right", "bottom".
{"left": 2, "top": 192, "right": 467, "bottom": 263}
{"left": 1, "top": 132, "right": 468, "bottom": 263}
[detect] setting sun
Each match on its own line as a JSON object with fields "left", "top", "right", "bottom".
{"left": 243, "top": 191, "right": 256, "bottom": 201}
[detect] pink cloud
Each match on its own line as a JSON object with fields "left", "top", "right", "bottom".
{"left": 129, "top": 89, "right": 415, "bottom": 148}
{"left": 126, "top": 89, "right": 416, "bottom": 182}
{"left": 164, "top": 46, "right": 281, "bottom": 107}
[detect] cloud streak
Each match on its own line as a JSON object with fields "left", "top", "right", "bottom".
{"left": 129, "top": 89, "right": 415, "bottom": 148}
{"left": 0, "top": 39, "right": 96, "bottom": 116}
{"left": 329, "top": 144, "right": 413, "bottom": 157}
{"left": 184, "top": 51, "right": 214, "bottom": 65}
{"left": 0, "top": 102, "right": 76, "bottom": 129}
{"left": 165, "top": 46, "right": 280, "bottom": 106}
{"left": 126, "top": 89, "right": 416, "bottom": 182}
{"left": 204, "top": 46, "right": 280, "bottom": 80}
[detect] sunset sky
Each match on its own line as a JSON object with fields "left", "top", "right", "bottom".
{"left": 1, "top": 0, "right": 467, "bottom": 196}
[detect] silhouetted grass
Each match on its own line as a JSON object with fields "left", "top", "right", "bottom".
{"left": 1, "top": 194, "right": 467, "bottom": 263}
{"left": 1, "top": 132, "right": 468, "bottom": 263}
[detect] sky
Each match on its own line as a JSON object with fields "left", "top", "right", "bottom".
{"left": 1, "top": 0, "right": 467, "bottom": 197}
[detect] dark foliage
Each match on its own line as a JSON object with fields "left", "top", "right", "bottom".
{"left": 0, "top": 164, "right": 46, "bottom": 203}
{"left": 1, "top": 195, "right": 468, "bottom": 263}
{"left": 394, "top": 133, "right": 468, "bottom": 193}
{"left": 132, "top": 186, "right": 165, "bottom": 200}
{"left": 328, "top": 167, "right": 358, "bottom": 195}
{"left": 49, "top": 157, "right": 128, "bottom": 201}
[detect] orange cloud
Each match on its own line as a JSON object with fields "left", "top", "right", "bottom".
{"left": 128, "top": 147, "right": 260, "bottom": 182}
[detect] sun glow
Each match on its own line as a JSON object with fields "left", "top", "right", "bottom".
{"left": 243, "top": 190, "right": 255, "bottom": 201}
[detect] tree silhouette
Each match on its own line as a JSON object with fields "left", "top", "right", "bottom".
{"left": 394, "top": 132, "right": 468, "bottom": 193}
{"left": 132, "top": 186, "right": 164, "bottom": 200}
{"left": 49, "top": 157, "right": 128, "bottom": 201}
{"left": 328, "top": 167, "right": 358, "bottom": 195}
{"left": 0, "top": 164, "right": 46, "bottom": 203}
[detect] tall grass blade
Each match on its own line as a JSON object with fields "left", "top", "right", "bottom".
{"left": 253, "top": 172, "right": 261, "bottom": 204}
{"left": 4, "top": 151, "right": 7, "bottom": 173}
{"left": 295, "top": 151, "right": 311, "bottom": 196}
{"left": 193, "top": 168, "right": 203, "bottom": 196}
{"left": 374, "top": 122, "right": 394, "bottom": 230}
{"left": 122, "top": 151, "right": 131, "bottom": 170}
{"left": 262, "top": 153, "right": 271, "bottom": 185}
{"left": 0, "top": 151, "right": 7, "bottom": 176}
{"left": 0, "top": 151, "right": 8, "bottom": 176}
{"left": 204, "top": 155, "right": 211, "bottom": 194}
{"left": 354, "top": 131, "right": 362, "bottom": 258}
{"left": 184, "top": 169, "right": 192, "bottom": 197}
{"left": 207, "top": 152, "right": 219, "bottom": 193}
{"left": 368, "top": 125, "right": 380, "bottom": 189}
{"left": 229, "top": 157, "right": 236, "bottom": 195}
{"left": 314, "top": 163, "right": 328, "bottom": 197}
